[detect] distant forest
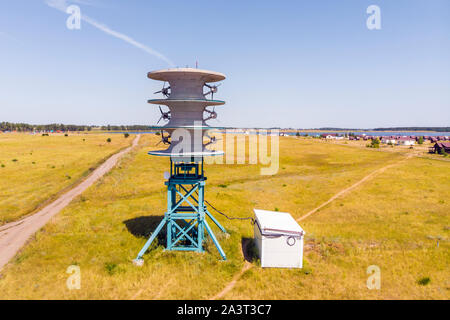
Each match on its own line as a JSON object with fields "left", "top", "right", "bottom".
{"left": 317, "top": 127, "right": 450, "bottom": 132}
{"left": 0, "top": 122, "right": 449, "bottom": 132}
{"left": 0, "top": 122, "right": 151, "bottom": 132}
{"left": 371, "top": 127, "right": 450, "bottom": 132}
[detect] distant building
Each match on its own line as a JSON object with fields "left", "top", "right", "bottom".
{"left": 397, "top": 137, "right": 415, "bottom": 146}
{"left": 381, "top": 138, "right": 396, "bottom": 144}
{"left": 430, "top": 142, "right": 450, "bottom": 154}
{"left": 322, "top": 133, "right": 344, "bottom": 140}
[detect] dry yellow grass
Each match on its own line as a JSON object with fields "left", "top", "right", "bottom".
{"left": 0, "top": 133, "right": 133, "bottom": 224}
{"left": 225, "top": 156, "right": 449, "bottom": 299}
{"left": 0, "top": 135, "right": 447, "bottom": 299}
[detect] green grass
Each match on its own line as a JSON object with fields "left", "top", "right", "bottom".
{"left": 0, "top": 133, "right": 132, "bottom": 224}
{"left": 0, "top": 136, "right": 448, "bottom": 299}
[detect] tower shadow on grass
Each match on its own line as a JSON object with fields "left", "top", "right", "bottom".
{"left": 241, "top": 237, "right": 258, "bottom": 263}
{"left": 123, "top": 216, "right": 166, "bottom": 245}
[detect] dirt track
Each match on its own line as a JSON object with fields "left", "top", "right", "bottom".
{"left": 209, "top": 154, "right": 411, "bottom": 300}
{"left": 0, "top": 135, "right": 140, "bottom": 271}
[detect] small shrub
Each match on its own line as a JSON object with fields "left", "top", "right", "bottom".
{"left": 417, "top": 277, "right": 431, "bottom": 286}
{"left": 106, "top": 138, "right": 111, "bottom": 143}
{"left": 274, "top": 207, "right": 279, "bottom": 212}
{"left": 124, "top": 133, "right": 130, "bottom": 138}
{"left": 369, "top": 138, "right": 380, "bottom": 148}
{"left": 303, "top": 267, "right": 313, "bottom": 275}
{"left": 105, "top": 262, "right": 118, "bottom": 275}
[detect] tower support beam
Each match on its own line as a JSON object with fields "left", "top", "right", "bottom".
{"left": 135, "top": 161, "right": 227, "bottom": 261}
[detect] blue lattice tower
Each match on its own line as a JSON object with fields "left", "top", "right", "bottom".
{"left": 135, "top": 160, "right": 227, "bottom": 260}
{"left": 133, "top": 68, "right": 228, "bottom": 265}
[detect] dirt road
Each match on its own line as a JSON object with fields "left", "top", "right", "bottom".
{"left": 210, "top": 154, "right": 411, "bottom": 300}
{"left": 0, "top": 135, "right": 140, "bottom": 271}
{"left": 296, "top": 154, "right": 412, "bottom": 222}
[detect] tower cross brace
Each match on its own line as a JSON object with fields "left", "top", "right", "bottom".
{"left": 135, "top": 159, "right": 227, "bottom": 260}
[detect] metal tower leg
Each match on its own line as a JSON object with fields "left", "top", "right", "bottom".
{"left": 205, "top": 209, "right": 227, "bottom": 233}
{"left": 134, "top": 161, "right": 227, "bottom": 261}
{"left": 135, "top": 217, "right": 167, "bottom": 259}
{"left": 204, "top": 219, "right": 227, "bottom": 260}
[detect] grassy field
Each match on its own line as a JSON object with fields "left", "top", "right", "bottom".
{"left": 0, "top": 133, "right": 133, "bottom": 224}
{"left": 327, "top": 137, "right": 450, "bottom": 161}
{"left": 0, "top": 135, "right": 448, "bottom": 299}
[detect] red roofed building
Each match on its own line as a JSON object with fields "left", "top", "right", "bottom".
{"left": 430, "top": 142, "right": 450, "bottom": 154}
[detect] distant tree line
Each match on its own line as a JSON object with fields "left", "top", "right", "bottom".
{"left": 99, "top": 125, "right": 151, "bottom": 131}
{"left": 0, "top": 122, "right": 93, "bottom": 132}
{"left": 371, "top": 127, "right": 450, "bottom": 132}
{"left": 2, "top": 122, "right": 448, "bottom": 133}
{"left": 0, "top": 122, "right": 151, "bottom": 132}
{"left": 310, "top": 127, "right": 450, "bottom": 132}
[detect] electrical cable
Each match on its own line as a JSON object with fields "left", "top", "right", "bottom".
{"left": 191, "top": 185, "right": 302, "bottom": 247}
{"left": 191, "top": 185, "right": 255, "bottom": 224}
{"left": 204, "top": 198, "right": 255, "bottom": 225}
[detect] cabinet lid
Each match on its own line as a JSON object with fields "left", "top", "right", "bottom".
{"left": 254, "top": 209, "right": 305, "bottom": 237}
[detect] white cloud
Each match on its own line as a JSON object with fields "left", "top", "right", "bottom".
{"left": 45, "top": 0, "right": 175, "bottom": 67}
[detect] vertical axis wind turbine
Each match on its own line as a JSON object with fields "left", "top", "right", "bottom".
{"left": 134, "top": 68, "right": 227, "bottom": 264}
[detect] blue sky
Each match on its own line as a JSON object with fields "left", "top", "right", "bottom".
{"left": 0, "top": 0, "right": 449, "bottom": 128}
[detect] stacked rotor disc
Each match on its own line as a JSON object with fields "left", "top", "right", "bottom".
{"left": 147, "top": 68, "right": 225, "bottom": 159}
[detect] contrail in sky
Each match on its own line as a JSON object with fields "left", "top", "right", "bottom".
{"left": 45, "top": 0, "right": 175, "bottom": 67}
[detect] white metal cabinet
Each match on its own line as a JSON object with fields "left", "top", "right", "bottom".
{"left": 254, "top": 209, "right": 305, "bottom": 268}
